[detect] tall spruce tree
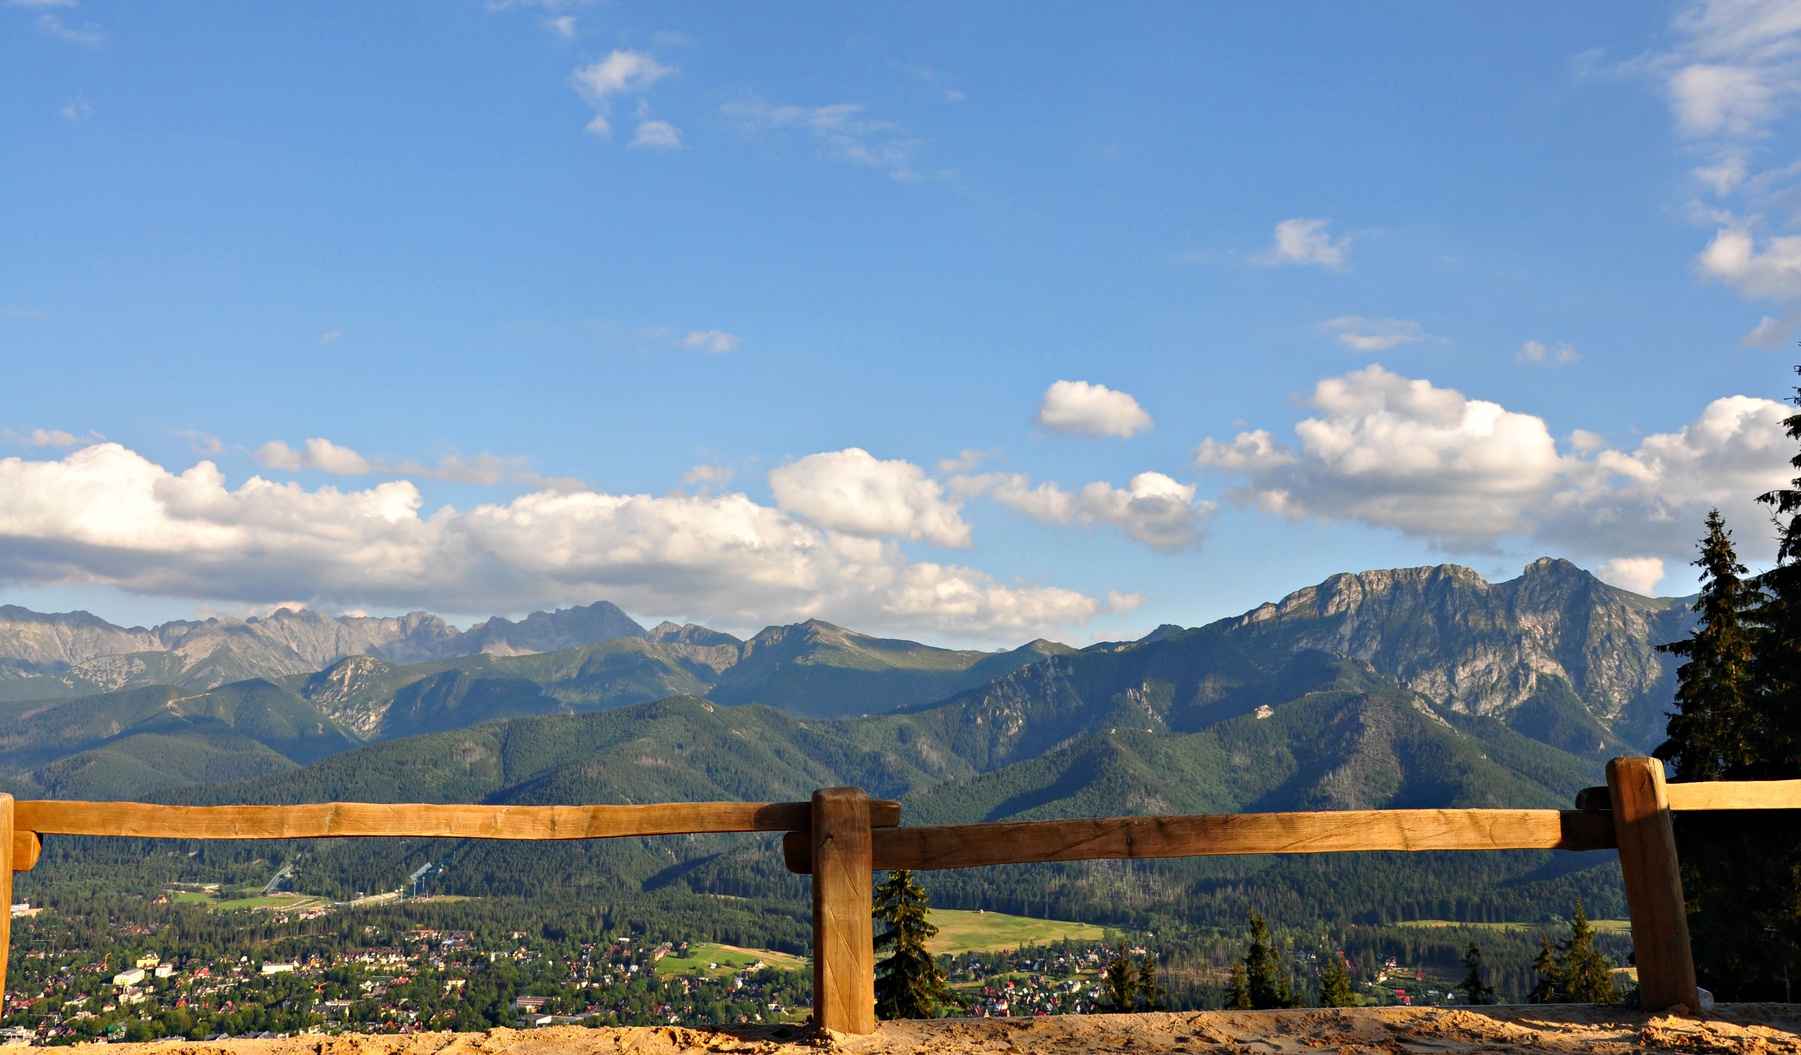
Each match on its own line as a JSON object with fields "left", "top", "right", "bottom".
{"left": 1317, "top": 953, "right": 1355, "bottom": 1008}
{"left": 1227, "top": 962, "right": 1251, "bottom": 1010}
{"left": 872, "top": 870, "right": 963, "bottom": 1019}
{"left": 1661, "top": 369, "right": 1801, "bottom": 1000}
{"left": 1136, "top": 956, "right": 1166, "bottom": 1012}
{"left": 1558, "top": 898, "right": 1616, "bottom": 1003}
{"left": 1656, "top": 509, "right": 1761, "bottom": 779}
{"left": 1241, "top": 913, "right": 1293, "bottom": 1010}
{"left": 1101, "top": 943, "right": 1138, "bottom": 1012}
{"left": 1455, "top": 943, "right": 1494, "bottom": 1006}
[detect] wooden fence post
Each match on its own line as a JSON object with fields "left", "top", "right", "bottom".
{"left": 1606, "top": 757, "right": 1699, "bottom": 1012}
{"left": 811, "top": 787, "right": 874, "bottom": 1034}
{"left": 1, "top": 793, "right": 13, "bottom": 1007}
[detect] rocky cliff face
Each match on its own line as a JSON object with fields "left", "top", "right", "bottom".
{"left": 1223, "top": 557, "right": 1691, "bottom": 748}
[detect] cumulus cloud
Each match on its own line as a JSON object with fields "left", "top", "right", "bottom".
{"left": 769, "top": 448, "right": 971, "bottom": 548}
{"left": 1194, "top": 364, "right": 1795, "bottom": 563}
{"left": 631, "top": 119, "right": 681, "bottom": 149}
{"left": 59, "top": 96, "right": 91, "bottom": 121}
{"left": 1034, "top": 380, "right": 1154, "bottom": 438}
{"left": 320, "top": 330, "right": 343, "bottom": 346}
{"left": 953, "top": 471, "right": 1213, "bottom": 553}
{"left": 682, "top": 330, "right": 737, "bottom": 353}
{"left": 1253, "top": 218, "right": 1350, "bottom": 269}
{"left": 1322, "top": 316, "right": 1429, "bottom": 352}
{"left": 1518, "top": 339, "right": 1579, "bottom": 366}
{"left": 571, "top": 51, "right": 674, "bottom": 136}
{"left": 0, "top": 443, "right": 1103, "bottom": 641}
{"left": 1597, "top": 557, "right": 1669, "bottom": 595}
{"left": 1696, "top": 221, "right": 1801, "bottom": 299}
{"left": 255, "top": 438, "right": 372, "bottom": 475}
{"left": 684, "top": 464, "right": 735, "bottom": 487}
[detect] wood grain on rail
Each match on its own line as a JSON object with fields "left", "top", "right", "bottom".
{"left": 11, "top": 829, "right": 41, "bottom": 871}
{"left": 783, "top": 808, "right": 1615, "bottom": 873}
{"left": 16, "top": 799, "right": 900, "bottom": 841}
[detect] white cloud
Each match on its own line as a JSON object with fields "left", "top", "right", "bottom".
{"left": 34, "top": 13, "right": 99, "bottom": 44}
{"left": 682, "top": 330, "right": 737, "bottom": 353}
{"left": 1321, "top": 316, "right": 1428, "bottom": 352}
{"left": 631, "top": 119, "right": 681, "bottom": 149}
{"left": 4, "top": 428, "right": 94, "bottom": 448}
{"left": 954, "top": 471, "right": 1213, "bottom": 553}
{"left": 571, "top": 51, "right": 674, "bottom": 136}
{"left": 769, "top": 448, "right": 971, "bottom": 548}
{"left": 546, "top": 15, "right": 575, "bottom": 38}
{"left": 1518, "top": 339, "right": 1579, "bottom": 366}
{"left": 1743, "top": 308, "right": 1801, "bottom": 344}
{"left": 1596, "top": 557, "right": 1669, "bottom": 595}
{"left": 722, "top": 97, "right": 926, "bottom": 177}
{"left": 1194, "top": 365, "right": 1796, "bottom": 561}
{"left": 171, "top": 429, "right": 223, "bottom": 455}
{"left": 320, "top": 330, "right": 343, "bottom": 346}
{"left": 388, "top": 452, "right": 586, "bottom": 492}
{"left": 684, "top": 464, "right": 735, "bottom": 486}
{"left": 1253, "top": 218, "right": 1350, "bottom": 269}
{"left": 59, "top": 96, "right": 91, "bottom": 121}
{"left": 1695, "top": 221, "right": 1801, "bottom": 299}
{"left": 1034, "top": 380, "right": 1154, "bottom": 438}
{"left": 0, "top": 444, "right": 1099, "bottom": 641}
{"left": 255, "top": 438, "right": 372, "bottom": 475}
{"left": 936, "top": 448, "right": 996, "bottom": 474}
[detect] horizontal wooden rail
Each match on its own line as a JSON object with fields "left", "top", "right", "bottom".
{"left": 781, "top": 807, "right": 1616, "bottom": 874}
{"left": 14, "top": 798, "right": 901, "bottom": 844}
{"left": 1576, "top": 778, "right": 1801, "bottom": 812}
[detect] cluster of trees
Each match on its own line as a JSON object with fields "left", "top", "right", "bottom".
{"left": 1653, "top": 367, "right": 1801, "bottom": 1001}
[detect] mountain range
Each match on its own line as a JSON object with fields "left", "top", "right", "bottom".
{"left": 0, "top": 556, "right": 1688, "bottom": 804}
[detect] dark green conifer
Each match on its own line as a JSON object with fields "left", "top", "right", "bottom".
{"left": 1227, "top": 962, "right": 1251, "bottom": 1010}
{"left": 1455, "top": 942, "right": 1493, "bottom": 1005}
{"left": 1317, "top": 952, "right": 1355, "bottom": 1008}
{"left": 1101, "top": 942, "right": 1138, "bottom": 1012}
{"left": 1558, "top": 899, "right": 1615, "bottom": 1003}
{"left": 1136, "top": 954, "right": 1166, "bottom": 1011}
{"left": 1242, "top": 912, "right": 1292, "bottom": 1010}
{"left": 1657, "top": 509, "right": 1761, "bottom": 779}
{"left": 872, "top": 870, "right": 964, "bottom": 1019}
{"left": 1528, "top": 936, "right": 1563, "bottom": 1004}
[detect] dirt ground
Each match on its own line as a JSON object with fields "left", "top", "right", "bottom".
{"left": 62, "top": 1005, "right": 1801, "bottom": 1055}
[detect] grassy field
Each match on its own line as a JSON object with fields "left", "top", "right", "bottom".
{"left": 924, "top": 909, "right": 1111, "bottom": 955}
{"left": 170, "top": 890, "right": 329, "bottom": 912}
{"left": 655, "top": 943, "right": 807, "bottom": 979}
{"left": 1394, "top": 918, "right": 1632, "bottom": 936}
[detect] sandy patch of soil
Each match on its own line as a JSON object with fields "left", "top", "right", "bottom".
{"left": 65, "top": 1004, "right": 1801, "bottom": 1055}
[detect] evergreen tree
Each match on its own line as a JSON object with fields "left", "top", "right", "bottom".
{"left": 1660, "top": 374, "right": 1801, "bottom": 1000}
{"left": 1527, "top": 936, "right": 1563, "bottom": 1004}
{"left": 1455, "top": 942, "right": 1494, "bottom": 1005}
{"left": 1657, "top": 509, "right": 1761, "bottom": 779}
{"left": 1558, "top": 899, "right": 1616, "bottom": 1004}
{"left": 872, "top": 870, "right": 963, "bottom": 1020}
{"left": 1136, "top": 955, "right": 1166, "bottom": 1011}
{"left": 1101, "top": 943, "right": 1138, "bottom": 1012}
{"left": 1241, "top": 913, "right": 1292, "bottom": 1010}
{"left": 1528, "top": 900, "right": 1615, "bottom": 1004}
{"left": 1227, "top": 962, "right": 1251, "bottom": 1010}
{"left": 1317, "top": 952, "right": 1355, "bottom": 1008}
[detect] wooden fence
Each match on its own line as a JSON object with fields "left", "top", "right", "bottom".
{"left": 3, "top": 757, "right": 1798, "bottom": 1034}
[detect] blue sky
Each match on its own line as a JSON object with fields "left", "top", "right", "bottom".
{"left": 5, "top": 1, "right": 1801, "bottom": 644}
